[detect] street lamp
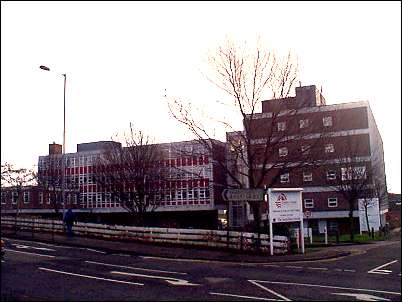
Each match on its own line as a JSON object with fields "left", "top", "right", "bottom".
{"left": 40, "top": 65, "right": 67, "bottom": 217}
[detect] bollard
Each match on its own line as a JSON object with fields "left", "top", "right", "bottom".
{"left": 324, "top": 227, "right": 328, "bottom": 245}
{"left": 309, "top": 228, "right": 313, "bottom": 244}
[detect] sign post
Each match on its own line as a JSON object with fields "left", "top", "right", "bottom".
{"left": 267, "top": 188, "right": 304, "bottom": 255}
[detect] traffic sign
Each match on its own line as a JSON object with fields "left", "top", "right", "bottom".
{"left": 221, "top": 189, "right": 265, "bottom": 202}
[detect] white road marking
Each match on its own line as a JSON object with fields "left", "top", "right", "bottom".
{"left": 249, "top": 280, "right": 291, "bottom": 301}
{"left": 85, "top": 248, "right": 106, "bottom": 254}
{"left": 285, "top": 265, "right": 303, "bottom": 269}
{"left": 334, "top": 269, "right": 343, "bottom": 272}
{"left": 210, "top": 292, "right": 279, "bottom": 301}
{"left": 343, "top": 269, "right": 356, "bottom": 272}
{"left": 12, "top": 243, "right": 55, "bottom": 252}
{"left": 255, "top": 280, "right": 401, "bottom": 296}
{"left": 86, "top": 260, "right": 187, "bottom": 275}
{"left": 38, "top": 267, "right": 143, "bottom": 286}
{"left": 264, "top": 264, "right": 280, "bottom": 268}
{"left": 308, "top": 267, "right": 328, "bottom": 271}
{"left": 368, "top": 260, "right": 398, "bottom": 275}
{"left": 332, "top": 292, "right": 390, "bottom": 301}
{"left": 4, "top": 248, "right": 55, "bottom": 258}
{"left": 111, "top": 270, "right": 199, "bottom": 286}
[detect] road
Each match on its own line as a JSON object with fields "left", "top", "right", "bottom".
{"left": 1, "top": 237, "right": 400, "bottom": 301}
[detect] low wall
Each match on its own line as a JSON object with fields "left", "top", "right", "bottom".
{"left": 1, "top": 216, "right": 289, "bottom": 254}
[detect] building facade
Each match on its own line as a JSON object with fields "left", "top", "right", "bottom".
{"left": 1, "top": 139, "right": 226, "bottom": 229}
{"left": 228, "top": 85, "right": 388, "bottom": 234}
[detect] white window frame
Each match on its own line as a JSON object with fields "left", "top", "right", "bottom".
{"left": 327, "top": 170, "right": 337, "bottom": 180}
{"left": 279, "top": 147, "right": 288, "bottom": 157}
{"left": 325, "top": 143, "right": 335, "bottom": 153}
{"left": 304, "top": 199, "right": 314, "bottom": 208}
{"left": 299, "top": 119, "right": 309, "bottom": 129}
{"left": 328, "top": 197, "right": 338, "bottom": 208}
{"left": 199, "top": 188, "right": 206, "bottom": 199}
{"left": 280, "top": 173, "right": 289, "bottom": 183}
{"left": 277, "top": 121, "right": 286, "bottom": 131}
{"left": 303, "top": 172, "right": 313, "bottom": 182}
{"left": 323, "top": 116, "right": 333, "bottom": 127}
{"left": 341, "top": 166, "right": 366, "bottom": 180}
{"left": 23, "top": 192, "right": 30, "bottom": 203}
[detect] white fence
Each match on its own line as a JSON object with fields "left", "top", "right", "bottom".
{"left": 0, "top": 216, "right": 289, "bottom": 254}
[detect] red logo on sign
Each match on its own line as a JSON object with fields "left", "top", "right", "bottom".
{"left": 275, "top": 193, "right": 287, "bottom": 208}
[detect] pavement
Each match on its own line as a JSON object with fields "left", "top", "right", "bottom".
{"left": 1, "top": 228, "right": 399, "bottom": 264}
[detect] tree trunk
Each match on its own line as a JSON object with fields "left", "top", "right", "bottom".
{"left": 251, "top": 203, "right": 261, "bottom": 250}
{"left": 349, "top": 206, "right": 354, "bottom": 242}
{"left": 364, "top": 203, "right": 370, "bottom": 234}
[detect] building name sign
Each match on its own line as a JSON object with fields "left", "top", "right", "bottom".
{"left": 268, "top": 189, "right": 303, "bottom": 223}
{"left": 222, "top": 189, "right": 265, "bottom": 202}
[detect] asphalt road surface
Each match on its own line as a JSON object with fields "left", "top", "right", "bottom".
{"left": 1, "top": 237, "right": 400, "bottom": 301}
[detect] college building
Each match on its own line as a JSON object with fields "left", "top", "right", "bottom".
{"left": 227, "top": 85, "right": 388, "bottom": 234}
{"left": 1, "top": 84, "right": 389, "bottom": 234}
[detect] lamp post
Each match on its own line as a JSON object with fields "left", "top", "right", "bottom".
{"left": 40, "top": 65, "right": 67, "bottom": 218}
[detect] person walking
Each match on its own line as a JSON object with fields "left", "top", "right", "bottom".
{"left": 63, "top": 208, "right": 75, "bottom": 237}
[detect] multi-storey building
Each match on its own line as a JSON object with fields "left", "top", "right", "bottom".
{"left": 34, "top": 139, "right": 226, "bottom": 228}
{"left": 228, "top": 84, "right": 388, "bottom": 234}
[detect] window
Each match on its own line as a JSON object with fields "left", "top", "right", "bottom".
{"left": 187, "top": 189, "right": 193, "bottom": 200}
{"left": 327, "top": 170, "right": 336, "bottom": 180}
{"left": 323, "top": 116, "right": 333, "bottom": 127}
{"left": 303, "top": 172, "right": 313, "bottom": 182}
{"left": 299, "top": 119, "right": 309, "bottom": 129}
{"left": 12, "top": 192, "right": 18, "bottom": 204}
{"left": 325, "top": 143, "right": 335, "bottom": 153}
{"left": 279, "top": 147, "right": 288, "bottom": 157}
{"left": 304, "top": 199, "right": 314, "bottom": 208}
{"left": 47, "top": 194, "right": 51, "bottom": 204}
{"left": 23, "top": 192, "right": 30, "bottom": 203}
{"left": 301, "top": 145, "right": 310, "bottom": 155}
{"left": 328, "top": 221, "right": 338, "bottom": 232}
{"left": 277, "top": 122, "right": 286, "bottom": 131}
{"left": 328, "top": 197, "right": 338, "bottom": 207}
{"left": 341, "top": 166, "right": 366, "bottom": 180}
{"left": 39, "top": 192, "right": 43, "bottom": 204}
{"left": 199, "top": 188, "right": 206, "bottom": 199}
{"left": 1, "top": 192, "right": 6, "bottom": 204}
{"left": 280, "top": 173, "right": 289, "bottom": 183}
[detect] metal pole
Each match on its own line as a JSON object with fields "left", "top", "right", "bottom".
{"left": 62, "top": 74, "right": 66, "bottom": 218}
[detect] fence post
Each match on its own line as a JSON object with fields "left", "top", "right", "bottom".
{"left": 324, "top": 227, "right": 328, "bottom": 245}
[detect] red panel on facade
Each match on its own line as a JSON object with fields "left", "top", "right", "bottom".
{"left": 192, "top": 157, "right": 197, "bottom": 165}
{"left": 75, "top": 167, "right": 79, "bottom": 174}
{"left": 80, "top": 167, "right": 83, "bottom": 174}
{"left": 84, "top": 166, "right": 87, "bottom": 174}
{"left": 88, "top": 166, "right": 92, "bottom": 173}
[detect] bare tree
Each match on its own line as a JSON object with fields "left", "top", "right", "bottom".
{"left": 320, "top": 133, "right": 386, "bottom": 241}
{"left": 38, "top": 157, "right": 63, "bottom": 215}
{"left": 1, "top": 163, "right": 37, "bottom": 229}
{"left": 167, "top": 37, "right": 326, "bottom": 234}
{"left": 92, "top": 124, "right": 167, "bottom": 226}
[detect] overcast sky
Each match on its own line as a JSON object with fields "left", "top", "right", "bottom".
{"left": 1, "top": 1, "right": 401, "bottom": 193}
